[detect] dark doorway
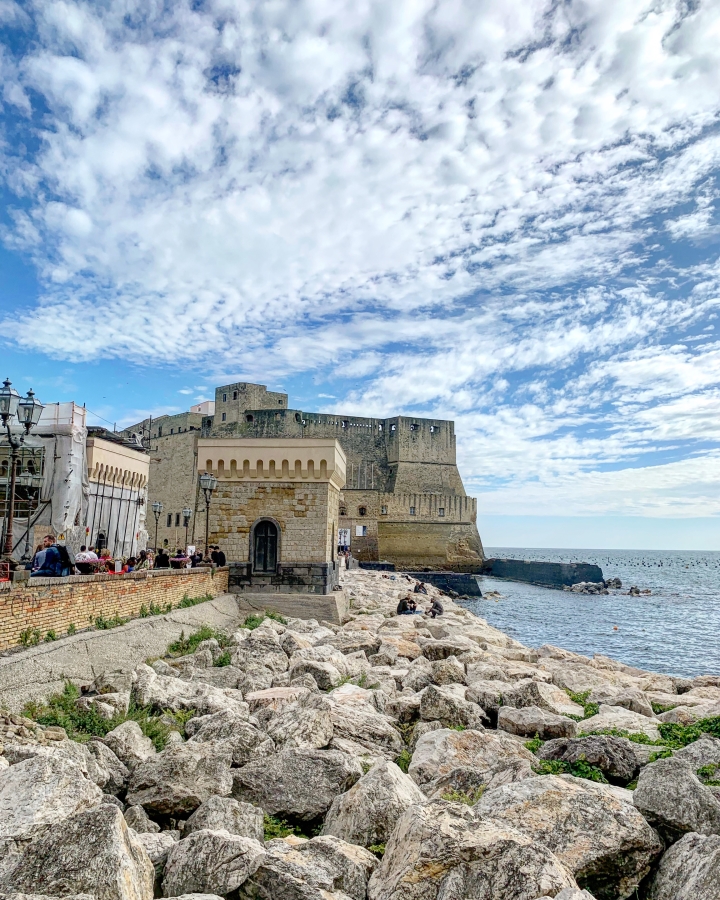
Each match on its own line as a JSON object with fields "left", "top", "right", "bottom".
{"left": 253, "top": 521, "right": 278, "bottom": 572}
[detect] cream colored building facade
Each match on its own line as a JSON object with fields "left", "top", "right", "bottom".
{"left": 199, "top": 438, "right": 346, "bottom": 593}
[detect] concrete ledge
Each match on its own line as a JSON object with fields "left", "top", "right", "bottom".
{"left": 231, "top": 591, "right": 349, "bottom": 626}
{"left": 0, "top": 594, "right": 243, "bottom": 713}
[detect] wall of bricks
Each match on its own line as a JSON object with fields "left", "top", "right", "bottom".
{"left": 0, "top": 567, "right": 229, "bottom": 651}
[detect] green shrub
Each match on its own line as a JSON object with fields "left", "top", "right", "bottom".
{"left": 176, "top": 593, "right": 214, "bottom": 609}
{"left": 67, "top": 623, "right": 76, "bottom": 636}
{"left": 651, "top": 701, "right": 677, "bottom": 715}
{"left": 368, "top": 843, "right": 386, "bottom": 858}
{"left": 242, "top": 611, "right": 287, "bottom": 630}
{"left": 524, "top": 734, "right": 544, "bottom": 754}
{"left": 565, "top": 689, "right": 599, "bottom": 720}
{"left": 94, "top": 613, "right": 128, "bottom": 630}
{"left": 263, "top": 814, "right": 297, "bottom": 840}
{"left": 215, "top": 651, "right": 232, "bottom": 667}
{"left": 44, "top": 630, "right": 57, "bottom": 642}
{"left": 697, "top": 763, "right": 720, "bottom": 786}
{"left": 648, "top": 749, "right": 673, "bottom": 762}
{"left": 395, "top": 749, "right": 412, "bottom": 773}
{"left": 532, "top": 757, "right": 608, "bottom": 783}
{"left": 139, "top": 604, "right": 149, "bottom": 618}
{"left": 19, "top": 627, "right": 41, "bottom": 647}
{"left": 441, "top": 786, "right": 485, "bottom": 805}
{"left": 167, "top": 626, "right": 229, "bottom": 656}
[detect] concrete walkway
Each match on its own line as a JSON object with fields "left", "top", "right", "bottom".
{"left": 0, "top": 594, "right": 243, "bottom": 713}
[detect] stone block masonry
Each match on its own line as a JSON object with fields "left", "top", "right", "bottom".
{"left": 0, "top": 567, "right": 228, "bottom": 651}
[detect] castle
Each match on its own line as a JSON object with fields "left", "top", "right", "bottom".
{"left": 125, "top": 382, "right": 483, "bottom": 576}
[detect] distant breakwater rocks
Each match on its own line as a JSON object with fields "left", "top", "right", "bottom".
{"left": 0, "top": 568, "right": 717, "bottom": 900}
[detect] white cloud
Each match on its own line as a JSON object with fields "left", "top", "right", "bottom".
{"left": 2, "top": 0, "right": 720, "bottom": 520}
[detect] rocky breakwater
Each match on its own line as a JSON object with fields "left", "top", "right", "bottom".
{"left": 0, "top": 569, "right": 718, "bottom": 900}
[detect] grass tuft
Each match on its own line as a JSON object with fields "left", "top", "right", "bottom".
{"left": 242, "top": 611, "right": 288, "bottom": 630}
{"left": 368, "top": 843, "right": 386, "bottom": 858}
{"left": 167, "top": 626, "right": 230, "bottom": 656}
{"left": 395, "top": 749, "right": 412, "bottom": 773}
{"left": 263, "top": 814, "right": 298, "bottom": 840}
{"left": 441, "top": 786, "right": 485, "bottom": 805}
{"left": 533, "top": 756, "right": 608, "bottom": 783}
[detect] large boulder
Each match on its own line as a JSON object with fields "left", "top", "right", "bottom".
{"left": 645, "top": 831, "right": 720, "bottom": 899}
{"left": 466, "top": 679, "right": 515, "bottom": 717}
{"left": 633, "top": 756, "right": 720, "bottom": 842}
{"left": 232, "top": 628, "right": 289, "bottom": 674}
{"left": 322, "top": 760, "right": 426, "bottom": 848}
{"left": 124, "top": 805, "right": 160, "bottom": 834}
{"left": 2, "top": 739, "right": 118, "bottom": 794}
{"left": 161, "top": 830, "right": 265, "bottom": 898}
{"left": 367, "top": 799, "right": 578, "bottom": 900}
{"left": 127, "top": 744, "right": 233, "bottom": 816}
{"left": 186, "top": 711, "right": 274, "bottom": 766}
{"left": 238, "top": 834, "right": 377, "bottom": 900}
{"left": 101, "top": 721, "right": 156, "bottom": 770}
{"left": 498, "top": 706, "right": 577, "bottom": 740}
{"left": 430, "top": 656, "right": 466, "bottom": 686}
{"left": 244, "top": 685, "right": 310, "bottom": 714}
{"left": 503, "top": 680, "right": 584, "bottom": 718}
{"left": 419, "top": 637, "right": 479, "bottom": 660}
{"left": 0, "top": 755, "right": 102, "bottom": 850}
{"left": 536, "top": 736, "right": 639, "bottom": 785}
{"left": 0, "top": 805, "right": 154, "bottom": 900}
{"left": 88, "top": 741, "right": 131, "bottom": 794}
{"left": 580, "top": 706, "right": 660, "bottom": 741}
{"left": 587, "top": 686, "right": 654, "bottom": 718}
{"left": 288, "top": 660, "right": 343, "bottom": 691}
{"left": 675, "top": 736, "right": 720, "bottom": 769}
{"left": 476, "top": 775, "right": 663, "bottom": 899}
{"left": 265, "top": 697, "right": 334, "bottom": 751}
{"left": 408, "top": 727, "right": 535, "bottom": 792}
{"left": 232, "top": 749, "right": 363, "bottom": 822}
{"left": 326, "top": 688, "right": 404, "bottom": 758}
{"left": 184, "top": 797, "right": 264, "bottom": 842}
{"left": 419, "top": 685, "right": 487, "bottom": 729}
{"left": 133, "top": 665, "right": 249, "bottom": 718}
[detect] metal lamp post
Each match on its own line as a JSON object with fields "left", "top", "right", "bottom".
{"left": 1, "top": 380, "right": 43, "bottom": 560}
{"left": 182, "top": 507, "right": 192, "bottom": 550}
{"left": 16, "top": 470, "right": 41, "bottom": 562}
{"left": 198, "top": 472, "right": 217, "bottom": 562}
{"left": 152, "top": 500, "right": 163, "bottom": 551}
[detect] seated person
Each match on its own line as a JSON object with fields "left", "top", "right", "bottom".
{"left": 154, "top": 548, "right": 170, "bottom": 569}
{"left": 413, "top": 581, "right": 428, "bottom": 595}
{"left": 30, "top": 536, "right": 63, "bottom": 578}
{"left": 75, "top": 545, "right": 99, "bottom": 574}
{"left": 396, "top": 596, "right": 411, "bottom": 615}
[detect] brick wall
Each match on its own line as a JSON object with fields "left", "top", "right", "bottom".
{"left": 0, "top": 567, "right": 229, "bottom": 651}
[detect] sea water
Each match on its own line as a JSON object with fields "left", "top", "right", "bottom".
{"left": 461, "top": 548, "right": 720, "bottom": 679}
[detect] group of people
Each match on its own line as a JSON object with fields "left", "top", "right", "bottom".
{"left": 396, "top": 582, "right": 444, "bottom": 618}
{"left": 29, "top": 537, "right": 227, "bottom": 578}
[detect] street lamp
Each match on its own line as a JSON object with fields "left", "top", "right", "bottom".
{"left": 152, "top": 500, "right": 163, "bottom": 551}
{"left": 198, "top": 472, "right": 218, "bottom": 562}
{"left": 182, "top": 506, "right": 192, "bottom": 550}
{"left": 1, "top": 380, "right": 43, "bottom": 560}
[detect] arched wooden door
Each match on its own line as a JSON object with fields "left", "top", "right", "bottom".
{"left": 253, "top": 521, "right": 278, "bottom": 572}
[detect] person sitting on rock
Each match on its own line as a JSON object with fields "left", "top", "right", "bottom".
{"left": 413, "top": 581, "right": 428, "bottom": 595}
{"left": 426, "top": 597, "right": 444, "bottom": 618}
{"left": 397, "top": 595, "right": 412, "bottom": 615}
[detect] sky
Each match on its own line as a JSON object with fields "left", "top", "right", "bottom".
{"left": 1, "top": 0, "right": 720, "bottom": 550}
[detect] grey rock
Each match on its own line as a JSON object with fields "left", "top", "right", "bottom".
{"left": 236, "top": 664, "right": 275, "bottom": 694}
{"left": 633, "top": 756, "right": 720, "bottom": 841}
{"left": 498, "top": 705, "right": 578, "bottom": 740}
{"left": 476, "top": 774, "right": 663, "bottom": 899}
{"left": 232, "top": 629, "right": 289, "bottom": 675}
{"left": 502, "top": 680, "right": 584, "bottom": 718}
{"left": 419, "top": 684, "right": 488, "bottom": 730}
{"left": 232, "top": 749, "right": 362, "bottom": 822}
{"left": 265, "top": 701, "right": 334, "bottom": 751}
{"left": 0, "top": 805, "right": 154, "bottom": 900}
{"left": 124, "top": 805, "right": 160, "bottom": 834}
{"left": 675, "top": 736, "right": 720, "bottom": 769}
{"left": 408, "top": 727, "right": 535, "bottom": 791}
{"left": 466, "top": 679, "right": 514, "bottom": 716}
{"left": 88, "top": 741, "right": 130, "bottom": 795}
{"left": 237, "top": 835, "right": 376, "bottom": 900}
{"left": 537, "top": 735, "right": 639, "bottom": 785}
{"left": 367, "top": 799, "right": 578, "bottom": 900}
{"left": 184, "top": 797, "right": 264, "bottom": 842}
{"left": 0, "top": 755, "right": 102, "bottom": 848}
{"left": 430, "top": 656, "right": 466, "bottom": 686}
{"left": 419, "top": 637, "right": 479, "bottom": 660}
{"left": 384, "top": 693, "right": 421, "bottom": 724}
{"left": 587, "top": 686, "right": 654, "bottom": 718}
{"left": 161, "top": 830, "right": 265, "bottom": 898}
{"left": 581, "top": 706, "right": 660, "bottom": 741}
{"left": 92, "top": 671, "right": 135, "bottom": 695}
{"left": 327, "top": 688, "right": 404, "bottom": 758}
{"left": 408, "top": 719, "right": 444, "bottom": 752}
{"left": 322, "top": 759, "right": 426, "bottom": 847}
{"left": 288, "top": 660, "right": 343, "bottom": 691}
{"left": 186, "top": 710, "right": 274, "bottom": 766}
{"left": 2, "top": 739, "right": 113, "bottom": 793}
{"left": 646, "top": 831, "right": 720, "bottom": 900}
{"left": 127, "top": 743, "right": 233, "bottom": 816}
{"left": 136, "top": 832, "right": 179, "bottom": 895}
{"left": 133, "top": 664, "right": 248, "bottom": 718}
{"left": 101, "top": 721, "right": 156, "bottom": 770}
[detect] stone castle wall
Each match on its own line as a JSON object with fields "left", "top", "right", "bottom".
{"left": 0, "top": 568, "right": 228, "bottom": 651}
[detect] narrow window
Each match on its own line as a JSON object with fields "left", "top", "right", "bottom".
{"left": 233, "top": 391, "right": 238, "bottom": 400}
{"left": 409, "top": 506, "right": 416, "bottom": 515}
{"left": 378, "top": 424, "right": 383, "bottom": 431}
{"left": 166, "top": 513, "right": 172, "bottom": 527}
{"left": 170, "top": 428, "right": 174, "bottom": 434}
{"left": 381, "top": 505, "right": 388, "bottom": 515}
{"left": 430, "top": 425, "right": 436, "bottom": 433}
{"left": 342, "top": 420, "right": 348, "bottom": 428}
{"left": 223, "top": 393, "right": 227, "bottom": 402}
{"left": 175, "top": 512, "right": 180, "bottom": 526}
{"left": 158, "top": 426, "right": 163, "bottom": 437}
{"left": 278, "top": 399, "right": 283, "bottom": 405}
{"left": 438, "top": 508, "right": 445, "bottom": 517}
{"left": 390, "top": 424, "right": 396, "bottom": 431}
{"left": 222, "top": 413, "right": 227, "bottom": 421}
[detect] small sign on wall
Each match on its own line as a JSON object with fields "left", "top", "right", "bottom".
{"left": 338, "top": 528, "right": 350, "bottom": 545}
{"left": 355, "top": 525, "right": 367, "bottom": 537}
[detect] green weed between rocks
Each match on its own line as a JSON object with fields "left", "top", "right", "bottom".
{"left": 532, "top": 757, "right": 608, "bottom": 783}
{"left": 564, "top": 689, "right": 600, "bottom": 720}
{"left": 243, "top": 611, "right": 288, "bottom": 630}
{"left": 651, "top": 701, "right": 678, "bottom": 715}
{"left": 441, "top": 786, "right": 485, "bottom": 805}
{"left": 22, "top": 681, "right": 186, "bottom": 751}
{"left": 167, "top": 626, "right": 230, "bottom": 656}
{"left": 263, "top": 814, "right": 301, "bottom": 840}
{"left": 215, "top": 651, "right": 232, "bottom": 667}
{"left": 368, "top": 844, "right": 386, "bottom": 858}
{"left": 524, "top": 734, "right": 544, "bottom": 754}
{"left": 576, "top": 717, "right": 720, "bottom": 753}
{"left": 697, "top": 763, "right": 720, "bottom": 786}
{"left": 44, "top": 630, "right": 57, "bottom": 642}
{"left": 395, "top": 749, "right": 412, "bottom": 773}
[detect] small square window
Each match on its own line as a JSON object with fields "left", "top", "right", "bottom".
{"left": 409, "top": 506, "right": 416, "bottom": 515}
{"left": 438, "top": 508, "right": 445, "bottom": 517}
{"left": 381, "top": 505, "right": 388, "bottom": 515}
{"left": 222, "top": 413, "right": 227, "bottom": 421}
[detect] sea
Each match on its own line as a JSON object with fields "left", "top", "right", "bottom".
{"left": 461, "top": 548, "right": 720, "bottom": 679}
